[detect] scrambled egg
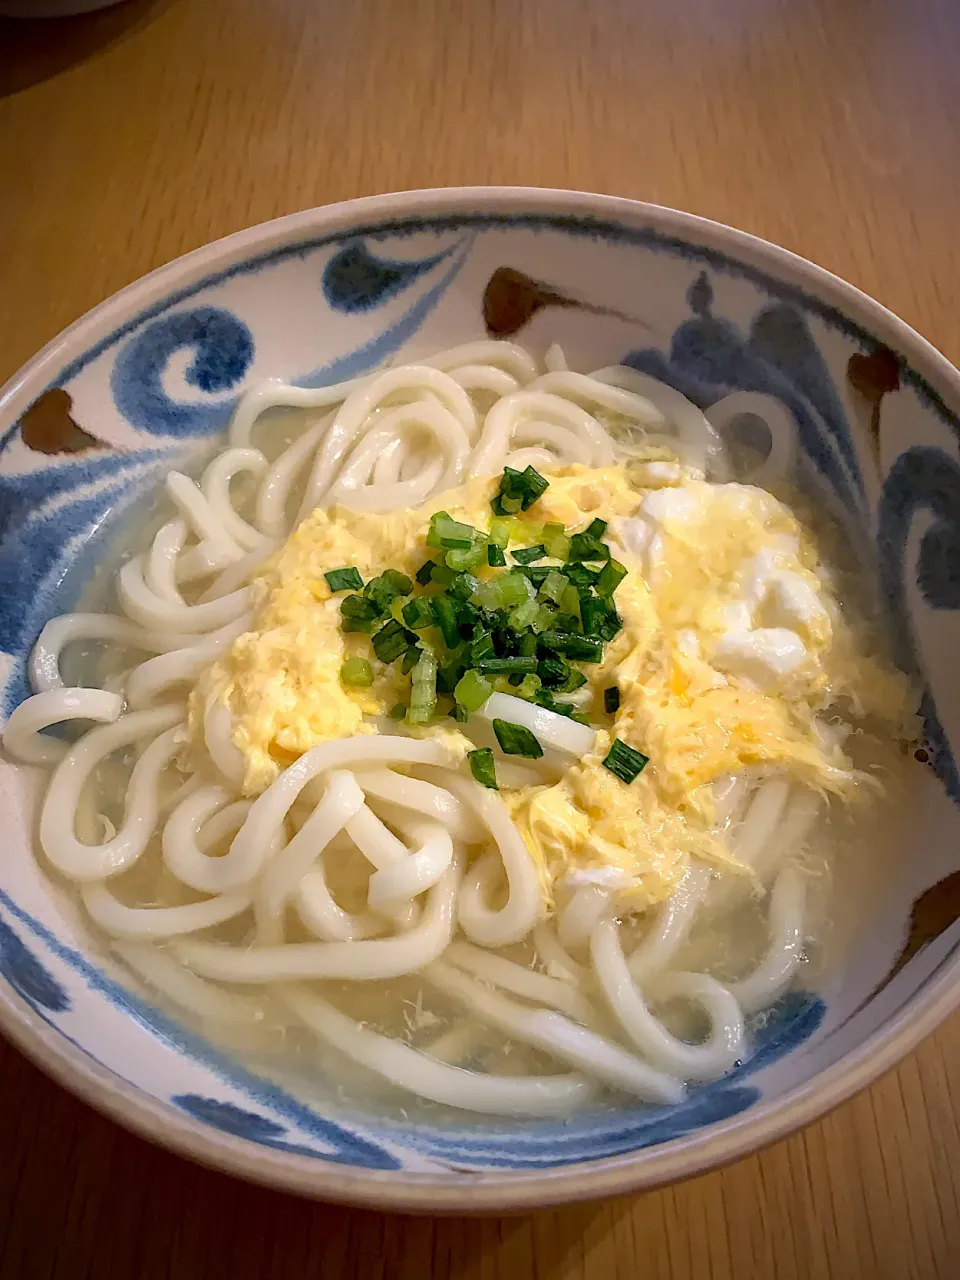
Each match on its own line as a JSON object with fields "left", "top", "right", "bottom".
{"left": 189, "top": 462, "right": 914, "bottom": 914}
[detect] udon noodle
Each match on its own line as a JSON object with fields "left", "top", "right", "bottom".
{"left": 3, "top": 340, "right": 908, "bottom": 1118}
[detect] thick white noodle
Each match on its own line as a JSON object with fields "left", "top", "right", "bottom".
{"left": 295, "top": 366, "right": 476, "bottom": 522}
{"left": 591, "top": 918, "right": 745, "bottom": 1081}
{"left": 113, "top": 941, "right": 269, "bottom": 1025}
{"left": 448, "top": 365, "right": 520, "bottom": 402}
{"left": 532, "top": 921, "right": 587, "bottom": 983}
{"left": 628, "top": 865, "right": 711, "bottom": 981}
{"left": 118, "top": 555, "right": 251, "bottom": 633}
{"left": 283, "top": 986, "right": 595, "bottom": 1117}
{"left": 163, "top": 786, "right": 257, "bottom": 895}
{"left": 424, "top": 961, "right": 684, "bottom": 1104}
{"left": 125, "top": 613, "right": 252, "bottom": 709}
{"left": 558, "top": 885, "right": 614, "bottom": 951}
{"left": 200, "top": 446, "right": 271, "bottom": 551}
{"left": 175, "top": 853, "right": 460, "bottom": 982}
{"left": 367, "top": 826, "right": 453, "bottom": 914}
{"left": 352, "top": 768, "right": 481, "bottom": 843}
{"left": 445, "top": 940, "right": 595, "bottom": 1024}
{"left": 228, "top": 375, "right": 374, "bottom": 448}
{"left": 83, "top": 880, "right": 253, "bottom": 940}
{"left": 728, "top": 864, "right": 806, "bottom": 1013}
{"left": 423, "top": 341, "right": 539, "bottom": 384}
{"left": 29, "top": 614, "right": 198, "bottom": 693}
{"left": 197, "top": 543, "right": 279, "bottom": 604}
{"left": 590, "top": 365, "right": 725, "bottom": 477}
{"left": 445, "top": 776, "right": 546, "bottom": 946}
{"left": 295, "top": 862, "right": 387, "bottom": 942}
{"left": 40, "top": 708, "right": 183, "bottom": 881}
{"left": 254, "top": 416, "right": 332, "bottom": 537}
{"left": 469, "top": 390, "right": 616, "bottom": 478}
{"left": 2, "top": 688, "right": 123, "bottom": 765}
{"left": 165, "top": 471, "right": 243, "bottom": 557}
{"left": 531, "top": 371, "right": 666, "bottom": 423}
{"left": 476, "top": 691, "right": 596, "bottom": 758}
{"left": 704, "top": 392, "right": 796, "bottom": 488}
{"left": 254, "top": 771, "right": 365, "bottom": 942}
{"left": 203, "top": 698, "right": 247, "bottom": 789}
{"left": 543, "top": 343, "right": 568, "bottom": 373}
{"left": 144, "top": 519, "right": 187, "bottom": 604}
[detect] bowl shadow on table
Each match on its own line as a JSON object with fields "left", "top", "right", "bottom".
{"left": 0, "top": 0, "right": 169, "bottom": 97}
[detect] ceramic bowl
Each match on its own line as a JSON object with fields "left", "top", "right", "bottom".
{"left": 2, "top": 188, "right": 959, "bottom": 1212}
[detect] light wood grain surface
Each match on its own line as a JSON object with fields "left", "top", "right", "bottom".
{"left": 2, "top": 0, "right": 960, "bottom": 1275}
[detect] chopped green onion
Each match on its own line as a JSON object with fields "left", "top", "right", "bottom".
{"left": 455, "top": 600, "right": 481, "bottom": 637}
{"left": 586, "top": 518, "right": 608, "bottom": 537}
{"left": 559, "top": 667, "right": 588, "bottom": 693}
{"left": 372, "top": 619, "right": 415, "bottom": 663}
{"left": 430, "top": 562, "right": 456, "bottom": 586}
{"left": 538, "top": 631, "right": 604, "bottom": 662}
{"left": 364, "top": 569, "right": 413, "bottom": 610}
{"left": 406, "top": 648, "right": 438, "bottom": 725}
{"left": 401, "top": 598, "right": 436, "bottom": 630}
{"left": 436, "top": 657, "right": 466, "bottom": 695}
{"left": 388, "top": 702, "right": 407, "bottom": 720}
{"left": 487, "top": 544, "right": 506, "bottom": 567}
{"left": 478, "top": 655, "right": 538, "bottom": 675}
{"left": 498, "top": 571, "right": 534, "bottom": 608}
{"left": 469, "top": 747, "right": 499, "bottom": 790}
{"left": 427, "top": 512, "right": 481, "bottom": 550}
{"left": 340, "top": 594, "right": 382, "bottom": 624}
{"left": 448, "top": 572, "right": 479, "bottom": 601}
{"left": 415, "top": 559, "right": 438, "bottom": 586}
{"left": 492, "top": 719, "right": 544, "bottom": 758}
{"left": 488, "top": 516, "right": 513, "bottom": 548}
{"left": 512, "top": 673, "right": 542, "bottom": 700}
{"left": 517, "top": 566, "right": 551, "bottom": 589}
{"left": 559, "top": 584, "right": 582, "bottom": 618}
{"left": 537, "top": 657, "right": 571, "bottom": 687}
{"left": 519, "top": 631, "right": 538, "bottom": 657}
{"left": 401, "top": 645, "right": 421, "bottom": 674}
{"left": 341, "top": 618, "right": 374, "bottom": 635}
{"left": 492, "top": 465, "right": 549, "bottom": 516}
{"left": 564, "top": 563, "right": 601, "bottom": 586}
{"left": 541, "top": 522, "right": 571, "bottom": 561}
{"left": 454, "top": 668, "right": 493, "bottom": 714}
{"left": 432, "top": 595, "right": 461, "bottom": 649}
{"left": 569, "top": 531, "right": 611, "bottom": 562}
{"left": 602, "top": 737, "right": 649, "bottom": 783}
{"left": 512, "top": 544, "right": 547, "bottom": 565}
{"left": 604, "top": 686, "right": 621, "bottom": 713}
{"left": 325, "top": 566, "right": 364, "bottom": 592}
{"left": 445, "top": 544, "right": 487, "bottom": 571}
{"left": 580, "top": 594, "right": 623, "bottom": 641}
{"left": 340, "top": 657, "right": 374, "bottom": 687}
{"left": 596, "top": 559, "right": 627, "bottom": 598}
{"left": 508, "top": 598, "right": 540, "bottom": 631}
{"left": 467, "top": 630, "right": 495, "bottom": 665}
{"left": 531, "top": 602, "right": 558, "bottom": 633}
{"left": 539, "top": 569, "right": 569, "bottom": 604}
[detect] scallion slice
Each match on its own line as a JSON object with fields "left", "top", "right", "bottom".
{"left": 596, "top": 558, "right": 627, "bottom": 598}
{"left": 537, "top": 631, "right": 604, "bottom": 662}
{"left": 602, "top": 737, "right": 649, "bottom": 783}
{"left": 406, "top": 648, "right": 438, "bottom": 725}
{"left": 492, "top": 718, "right": 544, "bottom": 758}
{"left": 401, "top": 597, "right": 436, "bottom": 630}
{"left": 371, "top": 618, "right": 415, "bottom": 663}
{"left": 512, "top": 544, "right": 547, "bottom": 565}
{"left": 432, "top": 595, "right": 461, "bottom": 649}
{"left": 324, "top": 566, "right": 364, "bottom": 592}
{"left": 454, "top": 668, "right": 493, "bottom": 714}
{"left": 415, "top": 559, "right": 438, "bottom": 585}
{"left": 364, "top": 569, "right": 413, "bottom": 610}
{"left": 604, "top": 686, "right": 621, "bottom": 713}
{"left": 468, "top": 747, "right": 499, "bottom": 790}
{"left": 340, "top": 657, "right": 374, "bottom": 686}
{"left": 487, "top": 544, "right": 506, "bottom": 567}
{"left": 478, "top": 655, "right": 538, "bottom": 675}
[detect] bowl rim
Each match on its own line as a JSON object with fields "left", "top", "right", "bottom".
{"left": 2, "top": 184, "right": 959, "bottom": 1213}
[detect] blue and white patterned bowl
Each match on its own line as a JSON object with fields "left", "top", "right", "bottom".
{"left": 2, "top": 187, "right": 960, "bottom": 1211}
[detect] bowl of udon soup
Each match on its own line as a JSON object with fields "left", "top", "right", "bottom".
{"left": 1, "top": 187, "right": 958, "bottom": 1211}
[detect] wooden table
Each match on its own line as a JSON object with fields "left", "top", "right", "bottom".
{"left": 2, "top": 0, "right": 960, "bottom": 1274}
